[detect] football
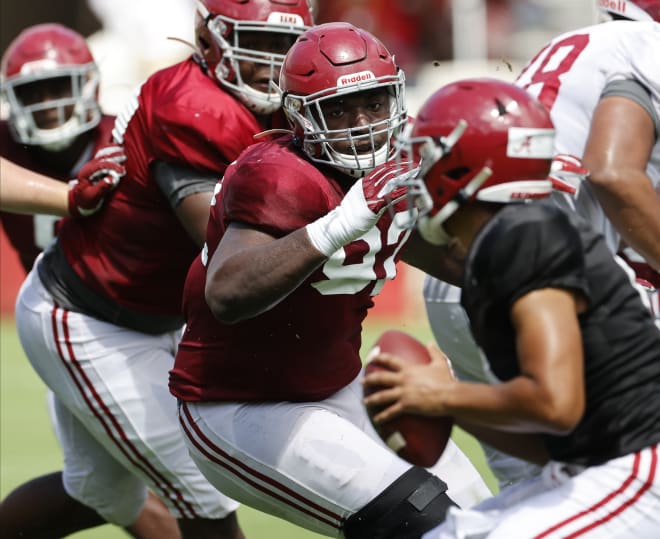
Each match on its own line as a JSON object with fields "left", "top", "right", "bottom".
{"left": 363, "top": 330, "right": 454, "bottom": 467}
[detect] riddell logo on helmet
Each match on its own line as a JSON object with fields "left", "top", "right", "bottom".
{"left": 337, "top": 71, "right": 375, "bottom": 87}
{"left": 267, "top": 12, "right": 305, "bottom": 26}
{"left": 598, "top": 0, "right": 627, "bottom": 13}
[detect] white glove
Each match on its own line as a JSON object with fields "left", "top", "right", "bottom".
{"left": 305, "top": 161, "right": 412, "bottom": 256}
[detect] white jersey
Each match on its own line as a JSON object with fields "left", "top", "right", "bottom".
{"left": 516, "top": 20, "right": 660, "bottom": 253}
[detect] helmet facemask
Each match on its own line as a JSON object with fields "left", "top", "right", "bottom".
{"left": 2, "top": 63, "right": 101, "bottom": 151}
{"left": 393, "top": 120, "right": 469, "bottom": 244}
{"left": 283, "top": 69, "right": 408, "bottom": 178}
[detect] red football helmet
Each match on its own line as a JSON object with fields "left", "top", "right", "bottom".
{"left": 195, "top": 0, "right": 313, "bottom": 114}
{"left": 597, "top": 0, "right": 660, "bottom": 21}
{"left": 397, "top": 78, "right": 555, "bottom": 245}
{"left": 279, "top": 22, "right": 407, "bottom": 178}
{"left": 1, "top": 23, "right": 101, "bottom": 150}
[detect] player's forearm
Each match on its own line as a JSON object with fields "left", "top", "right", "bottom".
{"left": 456, "top": 420, "right": 550, "bottom": 465}
{"left": 590, "top": 171, "right": 660, "bottom": 270}
{"left": 175, "top": 191, "right": 214, "bottom": 248}
{"left": 205, "top": 227, "right": 327, "bottom": 324}
{"left": 1, "top": 158, "right": 69, "bottom": 216}
{"left": 441, "top": 377, "right": 581, "bottom": 436}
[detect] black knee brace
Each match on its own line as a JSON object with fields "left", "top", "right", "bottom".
{"left": 343, "top": 466, "right": 455, "bottom": 539}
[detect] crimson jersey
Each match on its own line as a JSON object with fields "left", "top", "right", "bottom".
{"left": 170, "top": 138, "right": 412, "bottom": 402}
{"left": 0, "top": 116, "right": 115, "bottom": 272}
{"left": 40, "top": 58, "right": 269, "bottom": 325}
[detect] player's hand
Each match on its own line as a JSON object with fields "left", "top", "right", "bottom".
{"left": 305, "top": 160, "right": 415, "bottom": 256}
{"left": 68, "top": 144, "right": 126, "bottom": 217}
{"left": 362, "top": 343, "right": 456, "bottom": 423}
{"left": 549, "top": 154, "right": 588, "bottom": 196}
{"left": 360, "top": 159, "right": 414, "bottom": 215}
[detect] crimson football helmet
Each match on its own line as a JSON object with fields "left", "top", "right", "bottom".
{"left": 397, "top": 78, "right": 555, "bottom": 245}
{"left": 597, "top": 0, "right": 660, "bottom": 21}
{"left": 195, "top": 0, "right": 313, "bottom": 114}
{"left": 1, "top": 23, "right": 101, "bottom": 151}
{"left": 279, "top": 22, "right": 407, "bottom": 178}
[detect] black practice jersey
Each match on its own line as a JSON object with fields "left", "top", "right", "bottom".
{"left": 461, "top": 202, "right": 660, "bottom": 466}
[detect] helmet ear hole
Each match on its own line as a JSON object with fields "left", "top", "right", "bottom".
{"left": 445, "top": 167, "right": 470, "bottom": 180}
{"left": 494, "top": 99, "right": 508, "bottom": 116}
{"left": 198, "top": 34, "right": 212, "bottom": 51}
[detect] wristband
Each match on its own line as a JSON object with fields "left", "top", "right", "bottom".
{"left": 305, "top": 207, "right": 352, "bottom": 257}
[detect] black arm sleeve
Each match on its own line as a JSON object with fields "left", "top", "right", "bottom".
{"left": 151, "top": 160, "right": 218, "bottom": 208}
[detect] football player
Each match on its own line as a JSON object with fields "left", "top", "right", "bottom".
{"left": 363, "top": 78, "right": 660, "bottom": 539}
{"left": 0, "top": 23, "right": 119, "bottom": 271}
{"left": 518, "top": 0, "right": 660, "bottom": 269}
{"left": 422, "top": 0, "right": 660, "bottom": 490}
{"left": 0, "top": 24, "right": 180, "bottom": 539}
{"left": 595, "top": 0, "right": 660, "bottom": 323}
{"left": 170, "top": 22, "right": 492, "bottom": 539}
{"left": 11, "top": 2, "right": 313, "bottom": 538}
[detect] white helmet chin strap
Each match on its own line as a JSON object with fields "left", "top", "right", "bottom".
{"left": 417, "top": 215, "right": 452, "bottom": 246}
{"left": 38, "top": 119, "right": 80, "bottom": 151}
{"left": 228, "top": 83, "right": 281, "bottom": 115}
{"left": 327, "top": 142, "right": 390, "bottom": 178}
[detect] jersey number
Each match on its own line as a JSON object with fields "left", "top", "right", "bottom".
{"left": 517, "top": 34, "right": 590, "bottom": 111}
{"left": 312, "top": 212, "right": 411, "bottom": 296}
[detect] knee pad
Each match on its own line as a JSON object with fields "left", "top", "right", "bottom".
{"left": 343, "top": 466, "right": 455, "bottom": 539}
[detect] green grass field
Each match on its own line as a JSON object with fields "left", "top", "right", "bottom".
{"left": 0, "top": 315, "right": 497, "bottom": 538}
